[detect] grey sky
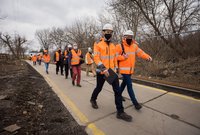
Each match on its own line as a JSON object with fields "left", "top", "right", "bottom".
{"left": 0, "top": 0, "right": 107, "bottom": 49}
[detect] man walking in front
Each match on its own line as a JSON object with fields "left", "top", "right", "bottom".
{"left": 90, "top": 24, "right": 132, "bottom": 122}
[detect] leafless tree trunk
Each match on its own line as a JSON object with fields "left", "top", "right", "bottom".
{"left": 0, "top": 33, "right": 27, "bottom": 59}
{"left": 35, "top": 29, "right": 51, "bottom": 50}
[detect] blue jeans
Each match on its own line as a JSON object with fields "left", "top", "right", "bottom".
{"left": 120, "top": 74, "right": 138, "bottom": 105}
{"left": 44, "top": 63, "right": 49, "bottom": 72}
{"left": 91, "top": 73, "right": 124, "bottom": 113}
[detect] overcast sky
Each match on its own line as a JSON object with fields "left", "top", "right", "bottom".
{"left": 0, "top": 0, "right": 107, "bottom": 49}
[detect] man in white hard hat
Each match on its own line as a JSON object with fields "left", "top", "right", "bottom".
{"left": 85, "top": 47, "right": 96, "bottom": 77}
{"left": 90, "top": 23, "right": 132, "bottom": 122}
{"left": 116, "top": 30, "right": 152, "bottom": 110}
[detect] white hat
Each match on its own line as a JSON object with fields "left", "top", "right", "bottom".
{"left": 123, "top": 30, "right": 134, "bottom": 36}
{"left": 88, "top": 47, "right": 92, "bottom": 52}
{"left": 68, "top": 44, "right": 72, "bottom": 48}
{"left": 103, "top": 23, "right": 113, "bottom": 31}
{"left": 73, "top": 43, "right": 78, "bottom": 49}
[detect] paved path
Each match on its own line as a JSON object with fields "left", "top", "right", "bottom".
{"left": 27, "top": 61, "right": 200, "bottom": 135}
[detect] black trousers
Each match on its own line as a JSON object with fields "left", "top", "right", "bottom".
{"left": 91, "top": 73, "right": 124, "bottom": 113}
{"left": 64, "top": 64, "right": 73, "bottom": 78}
{"left": 56, "top": 61, "right": 63, "bottom": 74}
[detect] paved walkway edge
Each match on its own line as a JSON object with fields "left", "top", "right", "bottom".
{"left": 26, "top": 61, "right": 105, "bottom": 135}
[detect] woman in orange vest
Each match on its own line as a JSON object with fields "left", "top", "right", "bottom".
{"left": 70, "top": 43, "right": 83, "bottom": 87}
{"left": 116, "top": 30, "right": 152, "bottom": 110}
{"left": 90, "top": 24, "right": 132, "bottom": 122}
{"left": 85, "top": 47, "right": 96, "bottom": 77}
{"left": 31, "top": 54, "right": 37, "bottom": 65}
{"left": 42, "top": 50, "right": 51, "bottom": 74}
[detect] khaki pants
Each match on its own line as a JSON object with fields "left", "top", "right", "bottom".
{"left": 86, "top": 63, "right": 96, "bottom": 76}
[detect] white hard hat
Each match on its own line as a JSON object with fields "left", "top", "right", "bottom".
{"left": 88, "top": 47, "right": 92, "bottom": 52}
{"left": 123, "top": 30, "right": 134, "bottom": 36}
{"left": 103, "top": 23, "right": 113, "bottom": 31}
{"left": 73, "top": 43, "right": 78, "bottom": 49}
{"left": 68, "top": 44, "right": 72, "bottom": 48}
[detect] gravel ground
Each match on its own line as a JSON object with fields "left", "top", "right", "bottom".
{"left": 0, "top": 59, "right": 87, "bottom": 135}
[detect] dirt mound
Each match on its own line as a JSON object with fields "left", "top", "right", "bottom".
{"left": 134, "top": 56, "right": 200, "bottom": 90}
{"left": 0, "top": 60, "right": 87, "bottom": 135}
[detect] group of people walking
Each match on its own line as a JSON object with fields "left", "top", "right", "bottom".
{"left": 90, "top": 24, "right": 152, "bottom": 122}
{"left": 31, "top": 23, "right": 152, "bottom": 122}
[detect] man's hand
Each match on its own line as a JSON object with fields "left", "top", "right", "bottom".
{"left": 123, "top": 54, "right": 128, "bottom": 59}
{"left": 103, "top": 69, "right": 109, "bottom": 77}
{"left": 147, "top": 56, "right": 152, "bottom": 62}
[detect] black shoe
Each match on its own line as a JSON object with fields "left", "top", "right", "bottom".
{"left": 90, "top": 100, "right": 98, "bottom": 109}
{"left": 61, "top": 73, "right": 64, "bottom": 76}
{"left": 72, "top": 81, "right": 75, "bottom": 86}
{"left": 56, "top": 72, "right": 58, "bottom": 75}
{"left": 65, "top": 76, "right": 68, "bottom": 79}
{"left": 77, "top": 84, "right": 82, "bottom": 87}
{"left": 122, "top": 97, "right": 126, "bottom": 102}
{"left": 135, "top": 103, "right": 142, "bottom": 110}
{"left": 116, "top": 112, "right": 132, "bottom": 122}
{"left": 46, "top": 71, "right": 49, "bottom": 74}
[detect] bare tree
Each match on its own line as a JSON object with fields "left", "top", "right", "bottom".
{"left": 109, "top": 0, "right": 142, "bottom": 39}
{"left": 49, "top": 27, "right": 66, "bottom": 49}
{"left": 64, "top": 17, "right": 100, "bottom": 54}
{"left": 35, "top": 29, "right": 51, "bottom": 50}
{"left": 108, "top": 0, "right": 200, "bottom": 58}
{"left": 0, "top": 33, "right": 27, "bottom": 58}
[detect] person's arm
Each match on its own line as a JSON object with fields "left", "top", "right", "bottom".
{"left": 135, "top": 44, "right": 152, "bottom": 61}
{"left": 94, "top": 43, "right": 106, "bottom": 72}
{"left": 85, "top": 53, "right": 88, "bottom": 64}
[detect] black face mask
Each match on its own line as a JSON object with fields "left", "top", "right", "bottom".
{"left": 58, "top": 50, "right": 61, "bottom": 53}
{"left": 126, "top": 39, "right": 132, "bottom": 45}
{"left": 104, "top": 34, "right": 112, "bottom": 40}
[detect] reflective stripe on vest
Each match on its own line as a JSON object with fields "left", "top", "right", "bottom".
{"left": 100, "top": 55, "right": 114, "bottom": 60}
{"left": 71, "top": 49, "right": 81, "bottom": 65}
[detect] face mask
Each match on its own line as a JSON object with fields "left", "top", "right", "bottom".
{"left": 74, "top": 47, "right": 78, "bottom": 50}
{"left": 126, "top": 39, "right": 132, "bottom": 45}
{"left": 104, "top": 34, "right": 112, "bottom": 40}
{"left": 58, "top": 50, "right": 61, "bottom": 53}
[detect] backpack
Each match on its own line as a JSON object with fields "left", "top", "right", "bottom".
{"left": 117, "top": 41, "right": 126, "bottom": 73}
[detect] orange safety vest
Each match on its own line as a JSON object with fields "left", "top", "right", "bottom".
{"left": 116, "top": 39, "right": 150, "bottom": 74}
{"left": 71, "top": 49, "right": 82, "bottom": 65}
{"left": 85, "top": 52, "right": 93, "bottom": 65}
{"left": 37, "top": 54, "right": 42, "bottom": 60}
{"left": 32, "top": 55, "right": 37, "bottom": 62}
{"left": 94, "top": 38, "right": 117, "bottom": 72}
{"left": 43, "top": 54, "right": 51, "bottom": 63}
{"left": 55, "top": 51, "right": 59, "bottom": 61}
